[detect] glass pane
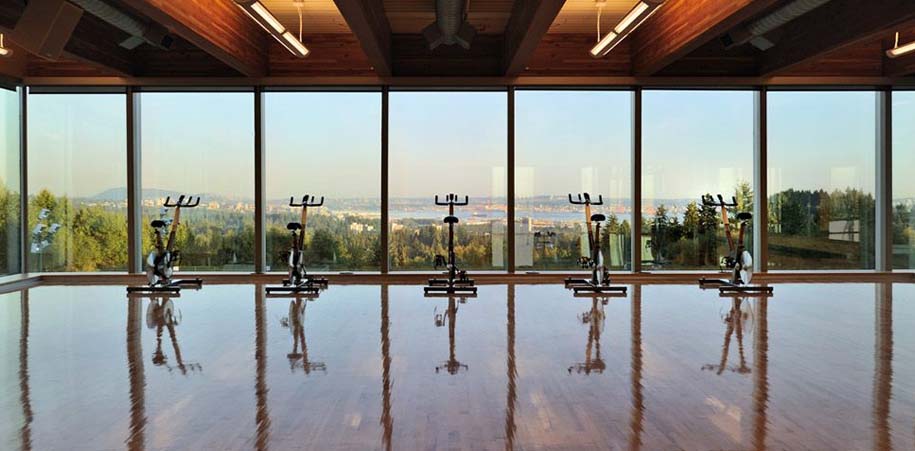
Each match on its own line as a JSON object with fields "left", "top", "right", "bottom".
{"left": 768, "top": 91, "right": 876, "bottom": 269}
{"left": 389, "top": 91, "right": 507, "bottom": 271}
{"left": 642, "top": 90, "right": 755, "bottom": 270}
{"left": 140, "top": 92, "right": 254, "bottom": 271}
{"left": 515, "top": 90, "right": 632, "bottom": 271}
{"left": 265, "top": 92, "right": 381, "bottom": 272}
{"left": 0, "top": 88, "right": 19, "bottom": 275}
{"left": 893, "top": 91, "right": 915, "bottom": 269}
{"left": 27, "top": 93, "right": 126, "bottom": 272}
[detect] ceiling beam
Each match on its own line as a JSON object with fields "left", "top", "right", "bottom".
{"left": 630, "top": 0, "right": 780, "bottom": 76}
{"left": 332, "top": 0, "right": 392, "bottom": 77}
{"left": 120, "top": 0, "right": 267, "bottom": 77}
{"left": 503, "top": 0, "right": 566, "bottom": 76}
{"left": 760, "top": 0, "right": 915, "bottom": 76}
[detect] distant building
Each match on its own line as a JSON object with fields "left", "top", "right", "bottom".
{"left": 493, "top": 218, "right": 533, "bottom": 268}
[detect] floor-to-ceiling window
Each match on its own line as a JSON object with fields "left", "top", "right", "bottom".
{"left": 0, "top": 87, "right": 19, "bottom": 275}
{"left": 264, "top": 91, "right": 381, "bottom": 272}
{"left": 893, "top": 90, "right": 915, "bottom": 269}
{"left": 27, "top": 91, "right": 126, "bottom": 272}
{"left": 389, "top": 91, "right": 507, "bottom": 271}
{"left": 768, "top": 91, "right": 876, "bottom": 269}
{"left": 139, "top": 91, "right": 254, "bottom": 271}
{"left": 515, "top": 90, "right": 632, "bottom": 271}
{"left": 641, "top": 90, "right": 755, "bottom": 270}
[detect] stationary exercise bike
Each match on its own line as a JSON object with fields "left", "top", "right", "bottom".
{"left": 424, "top": 193, "right": 477, "bottom": 296}
{"left": 564, "top": 193, "right": 627, "bottom": 295}
{"left": 698, "top": 194, "right": 772, "bottom": 295}
{"left": 266, "top": 195, "right": 329, "bottom": 296}
{"left": 127, "top": 195, "right": 202, "bottom": 293}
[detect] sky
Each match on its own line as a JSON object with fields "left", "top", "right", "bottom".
{"left": 16, "top": 88, "right": 908, "bottom": 200}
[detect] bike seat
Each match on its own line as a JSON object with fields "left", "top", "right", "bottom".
{"left": 150, "top": 220, "right": 167, "bottom": 228}
{"left": 287, "top": 222, "right": 302, "bottom": 231}
{"left": 444, "top": 215, "right": 459, "bottom": 224}
{"left": 737, "top": 212, "right": 753, "bottom": 221}
{"left": 590, "top": 214, "right": 606, "bottom": 222}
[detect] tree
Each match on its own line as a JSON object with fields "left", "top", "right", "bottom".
{"left": 683, "top": 201, "right": 700, "bottom": 239}
{"left": 698, "top": 198, "right": 719, "bottom": 266}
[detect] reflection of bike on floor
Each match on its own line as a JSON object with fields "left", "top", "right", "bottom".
{"left": 569, "top": 297, "right": 609, "bottom": 375}
{"left": 702, "top": 296, "right": 755, "bottom": 375}
{"left": 279, "top": 298, "right": 326, "bottom": 374}
{"left": 145, "top": 294, "right": 202, "bottom": 375}
{"left": 434, "top": 295, "right": 471, "bottom": 375}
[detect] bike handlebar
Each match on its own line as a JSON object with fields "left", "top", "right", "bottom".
{"left": 701, "top": 193, "right": 738, "bottom": 207}
{"left": 435, "top": 193, "right": 469, "bottom": 206}
{"left": 568, "top": 193, "right": 603, "bottom": 205}
{"left": 163, "top": 195, "right": 201, "bottom": 208}
{"left": 289, "top": 195, "right": 325, "bottom": 207}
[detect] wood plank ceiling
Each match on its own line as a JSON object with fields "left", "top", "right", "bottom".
{"left": 3, "top": 0, "right": 915, "bottom": 81}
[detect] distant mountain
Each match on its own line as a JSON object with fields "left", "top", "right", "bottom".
{"left": 88, "top": 187, "right": 177, "bottom": 201}
{"left": 86, "top": 187, "right": 252, "bottom": 203}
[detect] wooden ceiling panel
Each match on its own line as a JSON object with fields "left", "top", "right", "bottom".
{"left": 261, "top": 0, "right": 352, "bottom": 34}
{"left": 134, "top": 37, "right": 241, "bottom": 77}
{"left": 383, "top": 0, "right": 515, "bottom": 34}
{"left": 548, "top": 0, "right": 638, "bottom": 34}
{"left": 269, "top": 34, "right": 375, "bottom": 76}
{"left": 26, "top": 54, "right": 121, "bottom": 77}
{"left": 781, "top": 39, "right": 884, "bottom": 77}
{"left": 630, "top": 0, "right": 781, "bottom": 75}
{"left": 121, "top": 0, "right": 268, "bottom": 77}
{"left": 523, "top": 33, "right": 630, "bottom": 75}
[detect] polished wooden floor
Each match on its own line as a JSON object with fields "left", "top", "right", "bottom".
{"left": 1, "top": 282, "right": 913, "bottom": 450}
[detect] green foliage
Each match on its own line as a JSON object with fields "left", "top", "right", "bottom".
{"left": 14, "top": 179, "right": 889, "bottom": 272}
{"left": 0, "top": 182, "right": 19, "bottom": 274}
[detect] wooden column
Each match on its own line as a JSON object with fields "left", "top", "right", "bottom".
{"left": 126, "top": 87, "right": 142, "bottom": 273}
{"left": 380, "top": 87, "right": 389, "bottom": 273}
{"left": 254, "top": 87, "right": 266, "bottom": 273}
{"left": 507, "top": 87, "right": 516, "bottom": 273}
{"left": 19, "top": 87, "right": 27, "bottom": 274}
{"left": 754, "top": 88, "right": 768, "bottom": 272}
{"left": 876, "top": 89, "right": 892, "bottom": 272}
{"left": 631, "top": 89, "right": 642, "bottom": 273}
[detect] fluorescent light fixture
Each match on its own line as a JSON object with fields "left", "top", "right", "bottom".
{"left": 887, "top": 32, "right": 915, "bottom": 58}
{"left": 0, "top": 34, "right": 12, "bottom": 57}
{"left": 282, "top": 31, "right": 310, "bottom": 57}
{"left": 614, "top": 2, "right": 649, "bottom": 34}
{"left": 235, "top": 0, "right": 309, "bottom": 58}
{"left": 591, "top": 0, "right": 664, "bottom": 58}
{"left": 251, "top": 2, "right": 286, "bottom": 34}
{"left": 590, "top": 32, "right": 617, "bottom": 57}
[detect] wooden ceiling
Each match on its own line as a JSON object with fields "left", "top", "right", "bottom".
{"left": 1, "top": 0, "right": 914, "bottom": 83}
{"left": 549, "top": 0, "right": 637, "bottom": 34}
{"left": 261, "top": 0, "right": 351, "bottom": 34}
